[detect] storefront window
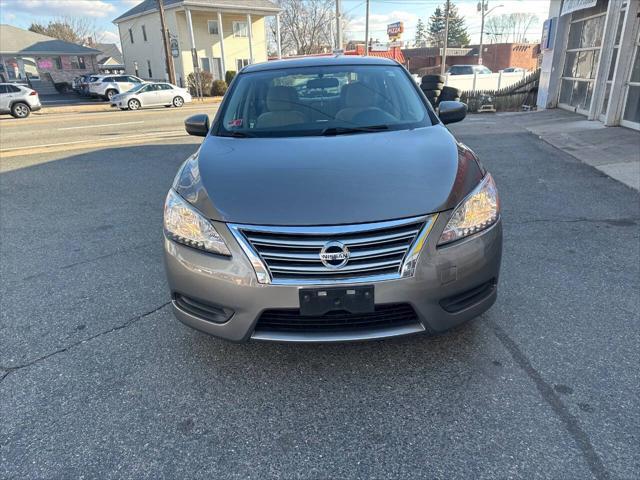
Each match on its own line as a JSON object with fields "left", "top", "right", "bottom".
{"left": 622, "top": 35, "right": 640, "bottom": 127}
{"left": 558, "top": 4, "right": 606, "bottom": 115}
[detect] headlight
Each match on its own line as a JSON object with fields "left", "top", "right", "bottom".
{"left": 438, "top": 174, "right": 499, "bottom": 245}
{"left": 163, "top": 189, "right": 231, "bottom": 256}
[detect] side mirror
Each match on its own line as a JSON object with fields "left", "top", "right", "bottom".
{"left": 438, "top": 101, "right": 467, "bottom": 125}
{"left": 185, "top": 114, "right": 209, "bottom": 137}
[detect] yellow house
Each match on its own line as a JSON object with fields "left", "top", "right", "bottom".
{"left": 113, "top": 0, "right": 281, "bottom": 85}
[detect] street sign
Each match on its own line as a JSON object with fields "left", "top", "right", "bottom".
{"left": 170, "top": 38, "right": 179, "bottom": 58}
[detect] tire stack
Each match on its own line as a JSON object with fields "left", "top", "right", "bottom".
{"left": 420, "top": 74, "right": 444, "bottom": 106}
{"left": 439, "top": 86, "right": 462, "bottom": 103}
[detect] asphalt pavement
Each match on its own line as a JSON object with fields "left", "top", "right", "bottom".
{"left": 0, "top": 110, "right": 638, "bottom": 479}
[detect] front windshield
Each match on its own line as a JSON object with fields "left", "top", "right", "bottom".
{"left": 217, "top": 64, "right": 432, "bottom": 137}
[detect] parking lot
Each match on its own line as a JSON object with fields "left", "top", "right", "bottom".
{"left": 1, "top": 107, "right": 638, "bottom": 479}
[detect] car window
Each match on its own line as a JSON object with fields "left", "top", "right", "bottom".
{"left": 102, "top": 77, "right": 114, "bottom": 82}
{"left": 159, "top": 84, "right": 173, "bottom": 90}
{"left": 218, "top": 64, "right": 432, "bottom": 138}
{"left": 0, "top": 85, "right": 7, "bottom": 94}
{"left": 128, "top": 76, "right": 142, "bottom": 83}
{"left": 7, "top": 85, "right": 21, "bottom": 93}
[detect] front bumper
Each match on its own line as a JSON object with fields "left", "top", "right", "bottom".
{"left": 163, "top": 213, "right": 502, "bottom": 342}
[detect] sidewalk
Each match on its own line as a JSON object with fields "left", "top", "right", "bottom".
{"left": 503, "top": 109, "right": 640, "bottom": 191}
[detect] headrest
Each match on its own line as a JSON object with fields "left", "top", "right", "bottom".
{"left": 266, "top": 86, "right": 298, "bottom": 111}
{"left": 342, "top": 82, "right": 370, "bottom": 108}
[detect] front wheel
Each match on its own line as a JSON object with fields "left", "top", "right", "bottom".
{"left": 172, "top": 96, "right": 184, "bottom": 107}
{"left": 11, "top": 102, "right": 30, "bottom": 118}
{"left": 127, "top": 98, "right": 141, "bottom": 110}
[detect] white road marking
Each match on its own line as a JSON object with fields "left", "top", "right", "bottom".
{"left": 57, "top": 121, "right": 145, "bottom": 130}
{"left": 0, "top": 130, "right": 185, "bottom": 152}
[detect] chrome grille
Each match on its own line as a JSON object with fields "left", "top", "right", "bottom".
{"left": 229, "top": 215, "right": 434, "bottom": 285}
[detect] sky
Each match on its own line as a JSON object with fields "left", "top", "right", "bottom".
{"left": 0, "top": 0, "right": 551, "bottom": 47}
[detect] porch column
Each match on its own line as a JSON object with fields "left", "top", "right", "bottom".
{"left": 185, "top": 8, "right": 201, "bottom": 97}
{"left": 246, "top": 13, "right": 254, "bottom": 63}
{"left": 276, "top": 13, "right": 282, "bottom": 59}
{"left": 217, "top": 11, "right": 226, "bottom": 77}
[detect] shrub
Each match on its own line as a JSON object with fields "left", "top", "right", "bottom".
{"left": 211, "top": 80, "right": 228, "bottom": 96}
{"left": 187, "top": 71, "right": 213, "bottom": 96}
{"left": 225, "top": 70, "right": 237, "bottom": 86}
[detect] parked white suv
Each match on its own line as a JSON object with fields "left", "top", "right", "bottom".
{"left": 0, "top": 83, "right": 41, "bottom": 118}
{"left": 89, "top": 75, "right": 144, "bottom": 100}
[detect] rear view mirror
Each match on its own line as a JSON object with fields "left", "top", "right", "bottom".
{"left": 438, "top": 101, "right": 467, "bottom": 125}
{"left": 185, "top": 114, "right": 209, "bottom": 137}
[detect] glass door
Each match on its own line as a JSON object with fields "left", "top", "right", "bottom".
{"left": 558, "top": 3, "right": 607, "bottom": 115}
{"left": 620, "top": 32, "right": 640, "bottom": 129}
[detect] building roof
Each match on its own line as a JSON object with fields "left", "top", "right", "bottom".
{"left": 94, "top": 43, "right": 123, "bottom": 64}
{"left": 244, "top": 55, "right": 399, "bottom": 73}
{"left": 114, "top": 0, "right": 280, "bottom": 23}
{"left": 0, "top": 24, "right": 101, "bottom": 56}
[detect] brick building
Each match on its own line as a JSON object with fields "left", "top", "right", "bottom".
{"left": 403, "top": 43, "right": 540, "bottom": 75}
{"left": 0, "top": 24, "right": 100, "bottom": 93}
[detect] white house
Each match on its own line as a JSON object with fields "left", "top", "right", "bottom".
{"left": 113, "top": 0, "right": 281, "bottom": 85}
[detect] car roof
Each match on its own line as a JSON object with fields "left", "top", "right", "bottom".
{"left": 242, "top": 55, "right": 399, "bottom": 73}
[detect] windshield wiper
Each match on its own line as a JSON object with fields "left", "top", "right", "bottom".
{"left": 219, "top": 131, "right": 255, "bottom": 138}
{"left": 320, "top": 125, "right": 389, "bottom": 136}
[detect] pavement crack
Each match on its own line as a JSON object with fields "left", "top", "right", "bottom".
{"left": 0, "top": 301, "right": 171, "bottom": 384}
{"left": 488, "top": 319, "right": 610, "bottom": 480}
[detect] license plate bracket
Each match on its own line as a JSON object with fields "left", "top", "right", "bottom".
{"left": 299, "top": 286, "right": 374, "bottom": 316}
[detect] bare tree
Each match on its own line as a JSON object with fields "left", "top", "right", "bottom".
{"left": 484, "top": 13, "right": 538, "bottom": 43}
{"left": 268, "top": 0, "right": 338, "bottom": 56}
{"left": 29, "top": 17, "right": 102, "bottom": 46}
{"left": 510, "top": 13, "right": 537, "bottom": 43}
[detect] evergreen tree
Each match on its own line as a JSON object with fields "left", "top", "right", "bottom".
{"left": 427, "top": 7, "right": 445, "bottom": 47}
{"left": 414, "top": 18, "right": 428, "bottom": 47}
{"left": 426, "top": 2, "right": 470, "bottom": 48}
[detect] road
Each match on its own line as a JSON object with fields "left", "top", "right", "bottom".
{"left": 0, "top": 109, "right": 638, "bottom": 479}
{"left": 0, "top": 102, "right": 215, "bottom": 162}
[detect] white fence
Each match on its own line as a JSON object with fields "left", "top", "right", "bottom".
{"left": 444, "top": 70, "right": 530, "bottom": 93}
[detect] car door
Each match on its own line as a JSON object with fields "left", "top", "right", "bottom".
{"left": 136, "top": 84, "right": 158, "bottom": 106}
{"left": 157, "top": 84, "right": 174, "bottom": 104}
{"left": 114, "top": 75, "right": 131, "bottom": 93}
{"left": 0, "top": 85, "right": 9, "bottom": 111}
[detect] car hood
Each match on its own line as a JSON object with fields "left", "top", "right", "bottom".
{"left": 178, "top": 125, "right": 483, "bottom": 226}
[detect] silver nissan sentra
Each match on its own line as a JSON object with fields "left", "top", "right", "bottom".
{"left": 163, "top": 56, "right": 502, "bottom": 342}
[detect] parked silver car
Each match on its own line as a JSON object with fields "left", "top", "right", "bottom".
{"left": 110, "top": 82, "right": 192, "bottom": 110}
{"left": 0, "top": 83, "right": 41, "bottom": 118}
{"left": 164, "top": 56, "right": 502, "bottom": 343}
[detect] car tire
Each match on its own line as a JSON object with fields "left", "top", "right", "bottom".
{"left": 11, "top": 102, "right": 30, "bottom": 119}
{"left": 106, "top": 89, "right": 118, "bottom": 101}
{"left": 421, "top": 81, "right": 444, "bottom": 91}
{"left": 172, "top": 96, "right": 184, "bottom": 107}
{"left": 128, "top": 99, "right": 141, "bottom": 110}
{"left": 422, "top": 74, "right": 445, "bottom": 84}
{"left": 440, "top": 86, "right": 462, "bottom": 102}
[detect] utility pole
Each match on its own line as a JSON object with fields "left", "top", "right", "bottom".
{"left": 478, "top": 1, "right": 503, "bottom": 66}
{"left": 364, "top": 0, "right": 370, "bottom": 56}
{"left": 441, "top": 0, "right": 450, "bottom": 75}
{"left": 157, "top": 0, "right": 176, "bottom": 83}
{"left": 335, "top": 0, "right": 343, "bottom": 51}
